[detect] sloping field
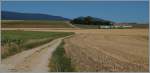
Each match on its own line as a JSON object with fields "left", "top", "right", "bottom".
{"left": 1, "top": 20, "right": 73, "bottom": 28}
{"left": 64, "top": 29, "right": 149, "bottom": 72}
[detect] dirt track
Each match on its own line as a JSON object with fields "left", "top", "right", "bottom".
{"left": 1, "top": 28, "right": 149, "bottom": 72}
{"left": 1, "top": 38, "right": 63, "bottom": 72}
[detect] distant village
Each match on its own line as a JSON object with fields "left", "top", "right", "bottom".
{"left": 100, "top": 23, "right": 132, "bottom": 29}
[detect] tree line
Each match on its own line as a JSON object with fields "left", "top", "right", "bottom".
{"left": 70, "top": 16, "right": 113, "bottom": 26}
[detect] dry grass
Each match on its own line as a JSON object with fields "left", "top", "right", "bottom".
{"left": 64, "top": 29, "right": 149, "bottom": 72}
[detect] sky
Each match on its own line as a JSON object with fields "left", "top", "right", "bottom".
{"left": 2, "top": 1, "right": 149, "bottom": 23}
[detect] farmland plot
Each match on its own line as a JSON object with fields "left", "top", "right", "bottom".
{"left": 64, "top": 29, "right": 149, "bottom": 72}
{"left": 1, "top": 20, "right": 73, "bottom": 28}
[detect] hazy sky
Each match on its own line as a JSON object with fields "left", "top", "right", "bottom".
{"left": 2, "top": 1, "right": 149, "bottom": 23}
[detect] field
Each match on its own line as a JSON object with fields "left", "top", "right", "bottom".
{"left": 1, "top": 20, "right": 73, "bottom": 28}
{"left": 1, "top": 28, "right": 149, "bottom": 72}
{"left": 1, "top": 30, "right": 74, "bottom": 59}
{"left": 63, "top": 29, "right": 149, "bottom": 72}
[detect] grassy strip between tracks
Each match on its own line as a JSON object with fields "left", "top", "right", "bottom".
{"left": 49, "top": 41, "right": 74, "bottom": 72}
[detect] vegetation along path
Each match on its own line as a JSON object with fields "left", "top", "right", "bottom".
{"left": 1, "top": 38, "right": 61, "bottom": 72}
{"left": 1, "top": 34, "right": 73, "bottom": 72}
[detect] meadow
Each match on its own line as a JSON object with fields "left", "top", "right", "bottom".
{"left": 1, "top": 30, "right": 74, "bottom": 59}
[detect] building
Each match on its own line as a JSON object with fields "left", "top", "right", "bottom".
{"left": 100, "top": 23, "right": 132, "bottom": 29}
{"left": 113, "top": 23, "right": 132, "bottom": 28}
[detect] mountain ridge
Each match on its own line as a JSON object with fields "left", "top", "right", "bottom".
{"left": 1, "top": 11, "right": 70, "bottom": 20}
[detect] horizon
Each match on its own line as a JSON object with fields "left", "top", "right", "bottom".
{"left": 2, "top": 1, "right": 149, "bottom": 23}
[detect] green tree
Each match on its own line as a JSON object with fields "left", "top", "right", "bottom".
{"left": 84, "top": 16, "right": 93, "bottom": 25}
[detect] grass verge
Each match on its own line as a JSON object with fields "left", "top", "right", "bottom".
{"left": 49, "top": 41, "right": 74, "bottom": 72}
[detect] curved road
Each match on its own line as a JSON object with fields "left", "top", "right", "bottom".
{"left": 1, "top": 38, "right": 65, "bottom": 72}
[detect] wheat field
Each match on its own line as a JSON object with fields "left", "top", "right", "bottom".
{"left": 64, "top": 29, "right": 149, "bottom": 72}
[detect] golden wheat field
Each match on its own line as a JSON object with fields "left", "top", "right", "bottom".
{"left": 64, "top": 29, "right": 149, "bottom": 72}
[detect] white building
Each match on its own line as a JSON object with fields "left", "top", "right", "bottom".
{"left": 100, "top": 23, "right": 132, "bottom": 29}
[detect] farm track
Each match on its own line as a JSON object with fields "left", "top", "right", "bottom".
{"left": 1, "top": 38, "right": 63, "bottom": 72}
{"left": 65, "top": 21, "right": 80, "bottom": 28}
